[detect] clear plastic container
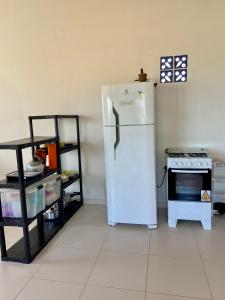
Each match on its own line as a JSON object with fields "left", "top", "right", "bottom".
{"left": 0, "top": 184, "right": 45, "bottom": 218}
{"left": 33, "top": 184, "right": 46, "bottom": 214}
{"left": 26, "top": 159, "right": 44, "bottom": 174}
{"left": 41, "top": 174, "right": 61, "bottom": 206}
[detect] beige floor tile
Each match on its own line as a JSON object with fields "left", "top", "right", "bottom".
{"left": 45, "top": 223, "right": 73, "bottom": 248}
{"left": 0, "top": 235, "right": 42, "bottom": 277}
{"left": 34, "top": 246, "right": 99, "bottom": 284}
{"left": 204, "top": 260, "right": 225, "bottom": 300}
{"left": 146, "top": 293, "right": 203, "bottom": 300}
{"left": 88, "top": 250, "right": 148, "bottom": 291}
{"left": 4, "top": 227, "right": 23, "bottom": 244}
{"left": 15, "top": 278, "right": 83, "bottom": 300}
{"left": 195, "top": 234, "right": 225, "bottom": 262}
{"left": 68, "top": 207, "right": 108, "bottom": 227}
{"left": 193, "top": 214, "right": 225, "bottom": 236}
{"left": 150, "top": 231, "right": 200, "bottom": 259}
{"left": 35, "top": 238, "right": 59, "bottom": 261}
{"left": 0, "top": 259, "right": 40, "bottom": 278}
{"left": 56, "top": 225, "right": 109, "bottom": 250}
{"left": 80, "top": 285, "right": 145, "bottom": 300}
{"left": 0, "top": 273, "right": 29, "bottom": 300}
{"left": 147, "top": 255, "right": 211, "bottom": 299}
{"left": 69, "top": 204, "right": 107, "bottom": 216}
{"left": 78, "top": 205, "right": 107, "bottom": 213}
{"left": 103, "top": 224, "right": 150, "bottom": 254}
{"left": 157, "top": 209, "right": 196, "bottom": 234}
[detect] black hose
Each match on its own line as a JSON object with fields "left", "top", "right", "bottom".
{"left": 157, "top": 168, "right": 167, "bottom": 188}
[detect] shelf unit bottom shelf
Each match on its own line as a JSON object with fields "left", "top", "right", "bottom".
{"left": 1, "top": 200, "right": 82, "bottom": 264}
{"left": 2, "top": 222, "right": 62, "bottom": 263}
{"left": 64, "top": 200, "right": 82, "bottom": 223}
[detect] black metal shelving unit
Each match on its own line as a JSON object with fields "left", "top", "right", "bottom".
{"left": 28, "top": 115, "right": 83, "bottom": 222}
{"left": 0, "top": 136, "right": 64, "bottom": 264}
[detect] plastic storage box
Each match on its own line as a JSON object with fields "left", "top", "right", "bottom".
{"left": 42, "top": 174, "right": 61, "bottom": 206}
{"left": 0, "top": 184, "right": 45, "bottom": 218}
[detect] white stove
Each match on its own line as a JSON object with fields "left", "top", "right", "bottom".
{"left": 166, "top": 147, "right": 212, "bottom": 230}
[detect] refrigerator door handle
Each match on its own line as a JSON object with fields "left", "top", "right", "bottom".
{"left": 113, "top": 106, "right": 120, "bottom": 160}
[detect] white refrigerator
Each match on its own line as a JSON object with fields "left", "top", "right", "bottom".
{"left": 102, "top": 81, "right": 157, "bottom": 229}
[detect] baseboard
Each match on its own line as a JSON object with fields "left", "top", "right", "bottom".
{"left": 84, "top": 199, "right": 167, "bottom": 209}
{"left": 157, "top": 201, "right": 167, "bottom": 208}
{"left": 84, "top": 199, "right": 106, "bottom": 205}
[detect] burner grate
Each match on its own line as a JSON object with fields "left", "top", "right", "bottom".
{"left": 188, "top": 153, "right": 207, "bottom": 158}
{"left": 168, "top": 153, "right": 185, "bottom": 158}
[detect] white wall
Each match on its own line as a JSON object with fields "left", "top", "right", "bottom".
{"left": 0, "top": 0, "right": 225, "bottom": 206}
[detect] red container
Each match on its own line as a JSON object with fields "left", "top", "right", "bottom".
{"left": 48, "top": 144, "right": 57, "bottom": 170}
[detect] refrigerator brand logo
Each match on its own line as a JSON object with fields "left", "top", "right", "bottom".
{"left": 119, "top": 100, "right": 134, "bottom": 106}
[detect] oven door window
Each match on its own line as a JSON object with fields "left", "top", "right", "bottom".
{"left": 168, "top": 169, "right": 211, "bottom": 201}
{"left": 176, "top": 173, "right": 202, "bottom": 200}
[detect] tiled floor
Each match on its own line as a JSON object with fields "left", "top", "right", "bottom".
{"left": 1, "top": 205, "right": 225, "bottom": 299}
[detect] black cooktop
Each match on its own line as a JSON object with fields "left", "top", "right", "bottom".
{"left": 166, "top": 147, "right": 208, "bottom": 158}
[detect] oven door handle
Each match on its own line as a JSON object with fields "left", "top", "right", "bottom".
{"left": 171, "top": 169, "right": 209, "bottom": 174}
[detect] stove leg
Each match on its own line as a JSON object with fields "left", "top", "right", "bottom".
{"left": 201, "top": 220, "right": 212, "bottom": 230}
{"left": 168, "top": 218, "right": 177, "bottom": 228}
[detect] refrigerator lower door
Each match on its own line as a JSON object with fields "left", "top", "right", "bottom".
{"left": 103, "top": 125, "right": 157, "bottom": 227}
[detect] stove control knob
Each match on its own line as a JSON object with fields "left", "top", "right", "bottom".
{"left": 204, "top": 162, "right": 208, "bottom": 167}
{"left": 197, "top": 162, "right": 201, "bottom": 167}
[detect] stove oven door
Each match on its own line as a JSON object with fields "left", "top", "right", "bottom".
{"left": 168, "top": 169, "right": 211, "bottom": 201}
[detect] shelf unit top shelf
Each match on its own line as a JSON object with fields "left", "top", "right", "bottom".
{"left": 62, "top": 174, "right": 80, "bottom": 189}
{"left": 60, "top": 144, "right": 78, "bottom": 154}
{"left": 0, "top": 136, "right": 58, "bottom": 150}
{"left": 29, "top": 115, "right": 79, "bottom": 120}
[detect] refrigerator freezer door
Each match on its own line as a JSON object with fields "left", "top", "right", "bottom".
{"left": 103, "top": 125, "right": 157, "bottom": 226}
{"left": 102, "top": 82, "right": 155, "bottom": 126}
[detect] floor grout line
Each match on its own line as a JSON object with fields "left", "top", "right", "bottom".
{"left": 148, "top": 290, "right": 212, "bottom": 300}
{"left": 193, "top": 228, "right": 214, "bottom": 300}
{"left": 155, "top": 228, "right": 195, "bottom": 235}
{"left": 99, "top": 248, "right": 149, "bottom": 256}
{"left": 144, "top": 230, "right": 151, "bottom": 300}
{"left": 13, "top": 277, "right": 32, "bottom": 300}
{"left": 148, "top": 252, "right": 201, "bottom": 260}
{"left": 12, "top": 233, "right": 63, "bottom": 299}
{"left": 77, "top": 225, "right": 111, "bottom": 300}
{"left": 83, "top": 282, "right": 146, "bottom": 293}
